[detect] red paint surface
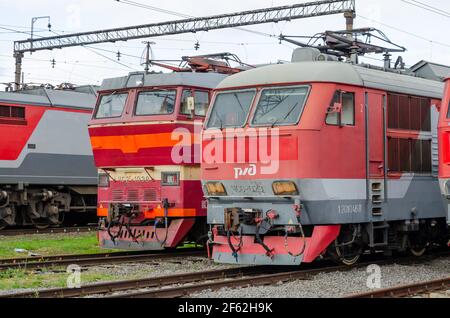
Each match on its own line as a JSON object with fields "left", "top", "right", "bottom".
{"left": 213, "top": 225, "right": 341, "bottom": 263}
{"left": 98, "top": 180, "right": 206, "bottom": 217}
{"left": 0, "top": 103, "right": 91, "bottom": 161}
{"left": 439, "top": 78, "right": 450, "bottom": 179}
{"left": 98, "top": 218, "right": 196, "bottom": 249}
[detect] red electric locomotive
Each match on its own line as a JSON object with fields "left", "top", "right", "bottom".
{"left": 203, "top": 48, "right": 449, "bottom": 266}
{"left": 0, "top": 85, "right": 98, "bottom": 229}
{"left": 89, "top": 54, "right": 244, "bottom": 250}
{"left": 438, "top": 77, "right": 450, "bottom": 227}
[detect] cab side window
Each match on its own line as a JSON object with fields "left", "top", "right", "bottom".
{"left": 194, "top": 91, "right": 210, "bottom": 116}
{"left": 326, "top": 91, "right": 355, "bottom": 126}
{"left": 181, "top": 90, "right": 210, "bottom": 116}
{"left": 180, "top": 90, "right": 193, "bottom": 115}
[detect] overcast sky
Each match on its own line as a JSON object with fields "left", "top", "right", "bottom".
{"left": 0, "top": 0, "right": 449, "bottom": 89}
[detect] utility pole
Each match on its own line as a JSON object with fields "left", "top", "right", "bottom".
{"left": 30, "top": 16, "right": 52, "bottom": 54}
{"left": 344, "top": 10, "right": 357, "bottom": 63}
{"left": 142, "top": 41, "right": 155, "bottom": 74}
{"left": 14, "top": 52, "right": 23, "bottom": 91}
{"left": 13, "top": 16, "right": 52, "bottom": 91}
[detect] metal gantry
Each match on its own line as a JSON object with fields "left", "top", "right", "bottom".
{"left": 13, "top": 0, "right": 356, "bottom": 88}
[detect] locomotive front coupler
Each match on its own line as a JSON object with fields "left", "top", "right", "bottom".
{"left": 224, "top": 208, "right": 264, "bottom": 232}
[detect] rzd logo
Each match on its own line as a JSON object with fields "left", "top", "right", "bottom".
{"left": 234, "top": 164, "right": 257, "bottom": 179}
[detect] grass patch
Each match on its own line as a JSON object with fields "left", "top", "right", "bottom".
{"left": 0, "top": 233, "right": 115, "bottom": 259}
{"left": 0, "top": 268, "right": 119, "bottom": 290}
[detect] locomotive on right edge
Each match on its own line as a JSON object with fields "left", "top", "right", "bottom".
{"left": 203, "top": 48, "right": 450, "bottom": 266}
{"left": 438, "top": 77, "right": 450, "bottom": 228}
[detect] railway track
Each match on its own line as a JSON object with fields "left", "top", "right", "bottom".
{"left": 346, "top": 277, "right": 450, "bottom": 298}
{"left": 5, "top": 252, "right": 448, "bottom": 298}
{"left": 0, "top": 226, "right": 97, "bottom": 237}
{"left": 0, "top": 249, "right": 205, "bottom": 270}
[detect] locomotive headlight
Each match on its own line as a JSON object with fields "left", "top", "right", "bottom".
{"left": 272, "top": 181, "right": 299, "bottom": 196}
{"left": 98, "top": 173, "right": 110, "bottom": 188}
{"left": 205, "top": 182, "right": 227, "bottom": 196}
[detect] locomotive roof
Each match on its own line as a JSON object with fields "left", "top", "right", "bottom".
{"left": 100, "top": 72, "right": 229, "bottom": 91}
{"left": 0, "top": 88, "right": 97, "bottom": 110}
{"left": 216, "top": 61, "right": 445, "bottom": 99}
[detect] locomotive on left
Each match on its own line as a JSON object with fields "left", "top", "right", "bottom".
{"left": 0, "top": 85, "right": 99, "bottom": 229}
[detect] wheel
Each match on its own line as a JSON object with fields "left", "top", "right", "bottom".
{"left": 335, "top": 243, "right": 362, "bottom": 266}
{"left": 0, "top": 206, "right": 16, "bottom": 230}
{"left": 333, "top": 225, "right": 363, "bottom": 266}
{"left": 0, "top": 220, "right": 7, "bottom": 231}
{"left": 31, "top": 218, "right": 50, "bottom": 230}
{"left": 409, "top": 233, "right": 429, "bottom": 257}
{"left": 410, "top": 246, "right": 427, "bottom": 257}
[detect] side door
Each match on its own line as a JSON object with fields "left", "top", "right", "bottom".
{"left": 365, "top": 91, "right": 387, "bottom": 216}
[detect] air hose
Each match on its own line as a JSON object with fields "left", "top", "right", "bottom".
{"left": 154, "top": 199, "right": 170, "bottom": 246}
{"left": 255, "top": 218, "right": 274, "bottom": 258}
{"left": 227, "top": 226, "right": 243, "bottom": 262}
{"left": 125, "top": 214, "right": 142, "bottom": 245}
{"left": 284, "top": 223, "right": 306, "bottom": 257}
{"left": 107, "top": 216, "right": 124, "bottom": 245}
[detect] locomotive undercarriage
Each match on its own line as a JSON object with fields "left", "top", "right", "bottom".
{"left": 211, "top": 205, "right": 449, "bottom": 266}
{"left": 98, "top": 203, "right": 207, "bottom": 250}
{"left": 0, "top": 185, "right": 97, "bottom": 230}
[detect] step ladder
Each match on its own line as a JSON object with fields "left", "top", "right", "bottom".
{"left": 368, "top": 221, "right": 389, "bottom": 248}
{"left": 370, "top": 181, "right": 384, "bottom": 217}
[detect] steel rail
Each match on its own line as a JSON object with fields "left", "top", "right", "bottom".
{"left": 110, "top": 253, "right": 450, "bottom": 298}
{"left": 3, "top": 251, "right": 449, "bottom": 298}
{"left": 2, "top": 266, "right": 276, "bottom": 298}
{"left": 0, "top": 226, "right": 97, "bottom": 237}
{"left": 345, "top": 277, "right": 450, "bottom": 298}
{"left": 0, "top": 249, "right": 205, "bottom": 270}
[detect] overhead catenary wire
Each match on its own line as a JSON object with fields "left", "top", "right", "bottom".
{"left": 358, "top": 15, "right": 450, "bottom": 49}
{"left": 400, "top": 0, "right": 450, "bottom": 18}
{"left": 114, "top": 0, "right": 276, "bottom": 39}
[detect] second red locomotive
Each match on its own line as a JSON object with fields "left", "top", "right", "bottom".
{"left": 203, "top": 48, "right": 449, "bottom": 266}
{"left": 89, "top": 55, "right": 243, "bottom": 250}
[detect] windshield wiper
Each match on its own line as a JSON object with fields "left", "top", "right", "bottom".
{"left": 271, "top": 102, "right": 299, "bottom": 128}
{"left": 233, "top": 93, "right": 246, "bottom": 117}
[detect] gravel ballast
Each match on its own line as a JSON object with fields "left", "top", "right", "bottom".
{"left": 191, "top": 257, "right": 450, "bottom": 298}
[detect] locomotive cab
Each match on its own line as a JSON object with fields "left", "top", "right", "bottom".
{"left": 89, "top": 70, "right": 229, "bottom": 250}
{"left": 438, "top": 77, "right": 450, "bottom": 226}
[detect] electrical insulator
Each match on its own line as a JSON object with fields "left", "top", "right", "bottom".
{"left": 117, "top": 51, "right": 121, "bottom": 61}
{"left": 51, "top": 59, "right": 56, "bottom": 68}
{"left": 194, "top": 41, "right": 200, "bottom": 51}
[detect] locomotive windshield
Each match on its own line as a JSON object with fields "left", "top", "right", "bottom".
{"left": 252, "top": 86, "right": 309, "bottom": 126}
{"left": 135, "top": 90, "right": 177, "bottom": 116}
{"left": 95, "top": 93, "right": 128, "bottom": 119}
{"left": 207, "top": 90, "right": 255, "bottom": 129}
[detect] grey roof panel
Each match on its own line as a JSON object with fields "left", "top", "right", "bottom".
{"left": 216, "top": 61, "right": 444, "bottom": 99}
{"left": 0, "top": 89, "right": 97, "bottom": 110}
{"left": 355, "top": 65, "right": 444, "bottom": 99}
{"left": 100, "top": 72, "right": 229, "bottom": 91}
{"left": 408, "top": 60, "right": 450, "bottom": 81}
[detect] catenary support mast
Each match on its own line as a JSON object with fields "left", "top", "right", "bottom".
{"left": 13, "top": 0, "right": 355, "bottom": 90}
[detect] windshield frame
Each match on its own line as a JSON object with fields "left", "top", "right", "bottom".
{"left": 94, "top": 92, "right": 129, "bottom": 120}
{"left": 249, "top": 85, "right": 311, "bottom": 128}
{"left": 205, "top": 88, "right": 257, "bottom": 130}
{"left": 133, "top": 89, "right": 178, "bottom": 117}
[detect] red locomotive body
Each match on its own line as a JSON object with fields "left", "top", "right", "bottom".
{"left": 89, "top": 69, "right": 229, "bottom": 250}
{"left": 203, "top": 51, "right": 448, "bottom": 266}
{"left": 438, "top": 77, "right": 450, "bottom": 226}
